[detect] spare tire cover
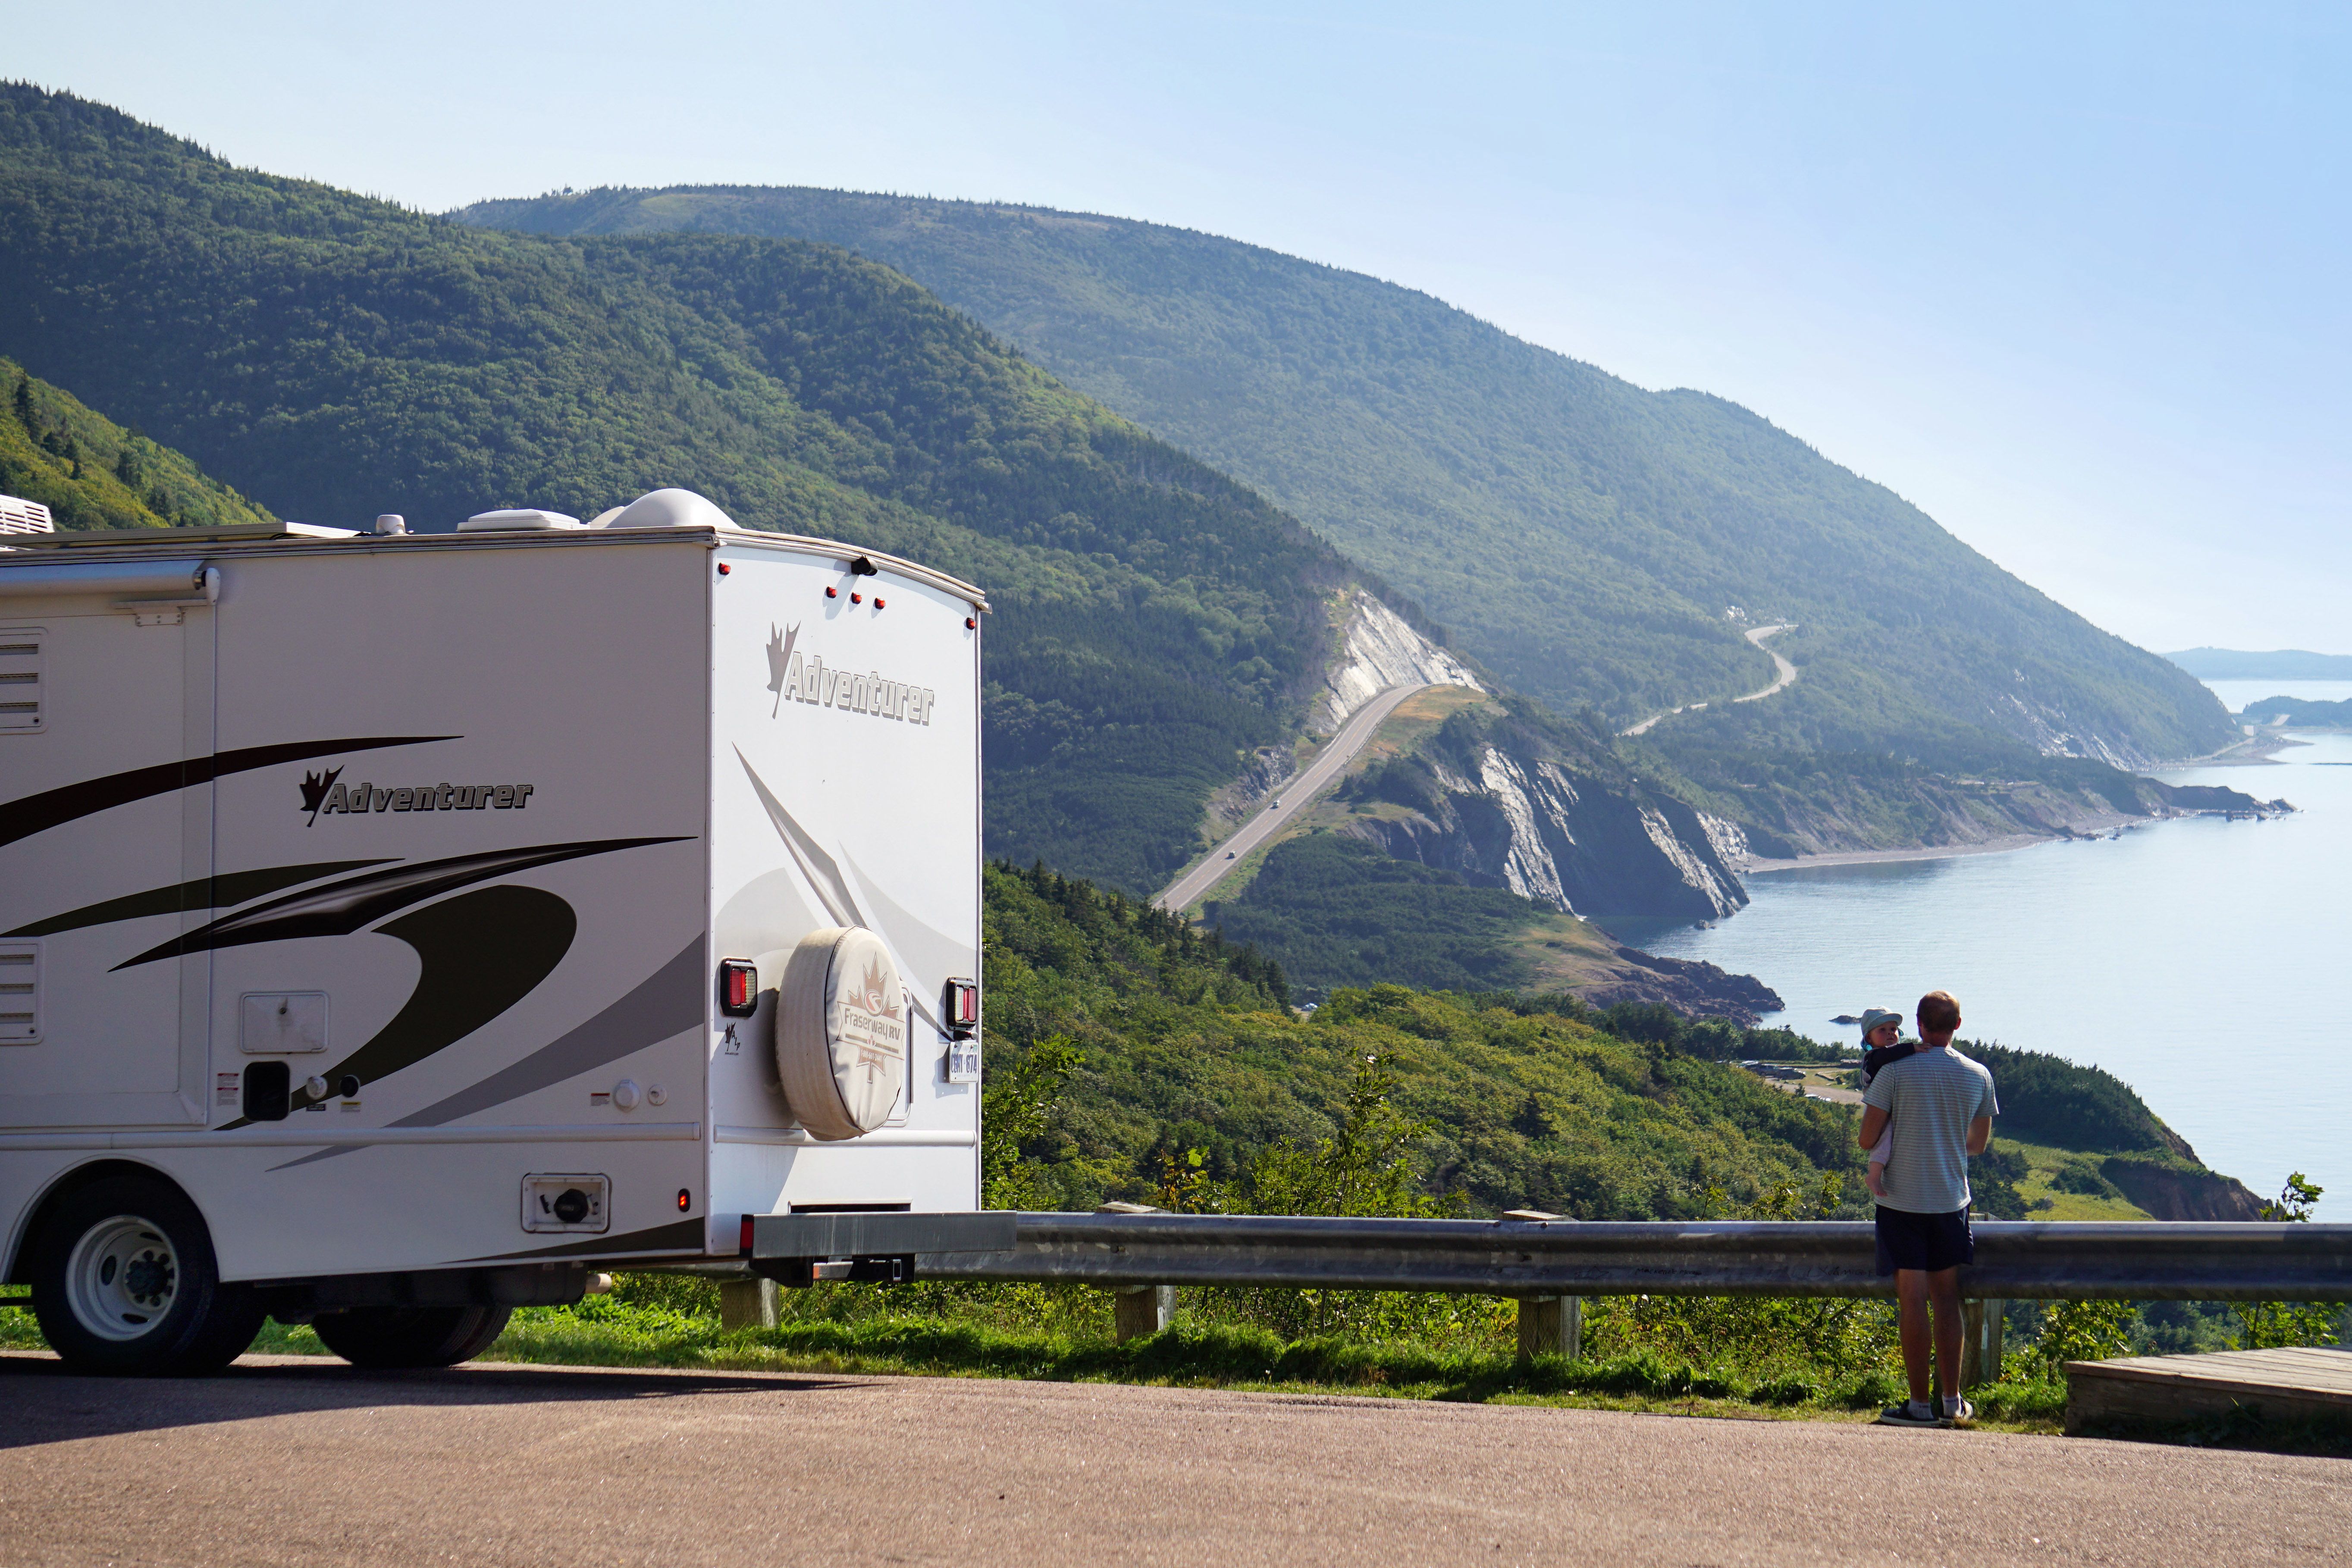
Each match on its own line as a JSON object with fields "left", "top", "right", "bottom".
{"left": 774, "top": 926, "right": 906, "bottom": 1140}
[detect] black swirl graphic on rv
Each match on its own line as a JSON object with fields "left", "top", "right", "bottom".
{"left": 0, "top": 736, "right": 454, "bottom": 850}
{"left": 265, "top": 938, "right": 703, "bottom": 1170}
{"left": 221, "top": 884, "right": 580, "bottom": 1130}
{"left": 112, "top": 838, "right": 687, "bottom": 969}
{"left": 298, "top": 885, "right": 577, "bottom": 1115}
{"left": 3, "top": 859, "right": 395, "bottom": 939}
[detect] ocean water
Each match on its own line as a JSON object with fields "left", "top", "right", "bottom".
{"left": 1625, "top": 679, "right": 2352, "bottom": 1210}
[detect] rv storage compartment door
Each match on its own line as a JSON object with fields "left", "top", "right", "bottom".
{"left": 0, "top": 597, "right": 213, "bottom": 1128}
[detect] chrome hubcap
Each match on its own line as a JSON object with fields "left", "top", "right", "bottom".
{"left": 66, "top": 1215, "right": 179, "bottom": 1341}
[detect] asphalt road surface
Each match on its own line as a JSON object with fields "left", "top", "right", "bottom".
{"left": 1154, "top": 681, "right": 1433, "bottom": 912}
{"left": 5, "top": 1352, "right": 2346, "bottom": 1566}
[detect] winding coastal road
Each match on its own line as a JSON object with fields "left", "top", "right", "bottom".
{"left": 1155, "top": 682, "right": 1435, "bottom": 912}
{"left": 1622, "top": 623, "right": 1797, "bottom": 737}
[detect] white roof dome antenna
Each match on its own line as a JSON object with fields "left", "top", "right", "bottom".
{"left": 594, "top": 488, "right": 739, "bottom": 530}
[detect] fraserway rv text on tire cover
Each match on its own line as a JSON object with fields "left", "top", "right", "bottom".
{"left": 0, "top": 489, "right": 987, "bottom": 1374}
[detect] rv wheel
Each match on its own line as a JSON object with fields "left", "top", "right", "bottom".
{"left": 313, "top": 1305, "right": 513, "bottom": 1368}
{"left": 29, "top": 1175, "right": 265, "bottom": 1377}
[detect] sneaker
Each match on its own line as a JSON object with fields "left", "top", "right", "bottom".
{"left": 1876, "top": 1399, "right": 1941, "bottom": 1427}
{"left": 1940, "top": 1396, "right": 1976, "bottom": 1427}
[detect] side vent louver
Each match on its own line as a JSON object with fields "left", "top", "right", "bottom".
{"left": 0, "top": 629, "right": 41, "bottom": 732}
{"left": 0, "top": 944, "right": 38, "bottom": 1044}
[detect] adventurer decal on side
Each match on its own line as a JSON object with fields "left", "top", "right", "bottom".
{"left": 303, "top": 767, "right": 538, "bottom": 823}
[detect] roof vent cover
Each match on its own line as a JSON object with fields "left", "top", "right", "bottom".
{"left": 458, "top": 508, "right": 582, "bottom": 533}
{"left": 0, "top": 494, "right": 55, "bottom": 536}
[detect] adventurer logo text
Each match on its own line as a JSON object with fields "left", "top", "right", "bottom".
{"left": 766, "top": 623, "right": 937, "bottom": 725}
{"left": 300, "top": 766, "right": 536, "bottom": 826}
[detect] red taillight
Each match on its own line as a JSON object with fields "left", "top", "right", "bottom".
{"left": 740, "top": 1214, "right": 756, "bottom": 1255}
{"left": 850, "top": 592, "right": 862, "bottom": 605}
{"left": 944, "top": 978, "right": 980, "bottom": 1034}
{"left": 716, "top": 563, "right": 731, "bottom": 576}
{"left": 965, "top": 617, "right": 977, "bottom": 630}
{"left": 826, "top": 586, "right": 837, "bottom": 599}
{"left": 677, "top": 1188, "right": 692, "bottom": 1213}
{"left": 873, "top": 597, "right": 885, "bottom": 609}
{"left": 718, "top": 959, "right": 759, "bottom": 1017}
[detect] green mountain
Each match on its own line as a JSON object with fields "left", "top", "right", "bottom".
{"left": 456, "top": 185, "right": 2238, "bottom": 772}
{"left": 0, "top": 86, "right": 1375, "bottom": 892}
{"left": 2, "top": 355, "right": 274, "bottom": 531}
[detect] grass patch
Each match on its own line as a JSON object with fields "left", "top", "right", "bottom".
{"left": 0, "top": 1284, "right": 2087, "bottom": 1436}
{"left": 4, "top": 1289, "right": 2063, "bottom": 1431}
{"left": 2003, "top": 1139, "right": 2155, "bottom": 1221}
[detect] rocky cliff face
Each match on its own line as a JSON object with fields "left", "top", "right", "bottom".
{"left": 1336, "top": 702, "right": 1749, "bottom": 920}
{"left": 2099, "top": 1154, "right": 2268, "bottom": 1222}
{"left": 1311, "top": 590, "right": 1483, "bottom": 731}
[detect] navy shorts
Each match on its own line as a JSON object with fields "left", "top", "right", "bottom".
{"left": 1875, "top": 1205, "right": 1974, "bottom": 1274}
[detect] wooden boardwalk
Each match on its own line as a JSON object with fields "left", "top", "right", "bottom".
{"left": 2067, "top": 1346, "right": 2352, "bottom": 1434}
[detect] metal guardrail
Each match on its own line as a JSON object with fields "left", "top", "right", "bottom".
{"left": 748, "top": 1211, "right": 2352, "bottom": 1301}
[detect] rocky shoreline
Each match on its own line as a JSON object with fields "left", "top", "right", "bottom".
{"left": 1563, "top": 944, "right": 1785, "bottom": 1027}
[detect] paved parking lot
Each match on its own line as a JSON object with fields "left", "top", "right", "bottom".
{"left": 3, "top": 1351, "right": 2346, "bottom": 1565}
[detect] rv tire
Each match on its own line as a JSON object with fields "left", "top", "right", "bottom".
{"left": 29, "top": 1174, "right": 266, "bottom": 1377}
{"left": 313, "top": 1304, "right": 513, "bottom": 1368}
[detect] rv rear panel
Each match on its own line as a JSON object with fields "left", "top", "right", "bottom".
{"left": 0, "top": 513, "right": 984, "bottom": 1308}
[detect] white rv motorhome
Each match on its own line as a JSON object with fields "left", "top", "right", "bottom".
{"left": 0, "top": 489, "right": 987, "bottom": 1374}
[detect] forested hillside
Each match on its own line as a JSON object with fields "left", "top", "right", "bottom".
{"left": 1, "top": 356, "right": 273, "bottom": 531}
{"left": 984, "top": 860, "right": 1859, "bottom": 1218}
{"left": 460, "top": 184, "right": 2237, "bottom": 772}
{"left": 984, "top": 860, "right": 2250, "bottom": 1220}
{"left": 0, "top": 87, "right": 1374, "bottom": 892}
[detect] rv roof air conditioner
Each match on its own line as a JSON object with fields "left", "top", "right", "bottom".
{"left": 587, "top": 489, "right": 739, "bottom": 531}
{"left": 458, "top": 508, "right": 582, "bottom": 533}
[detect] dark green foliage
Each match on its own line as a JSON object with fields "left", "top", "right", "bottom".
{"left": 1968, "top": 1144, "right": 2031, "bottom": 1218}
{"left": 0, "top": 86, "right": 1359, "bottom": 892}
{"left": 2048, "top": 1161, "right": 2123, "bottom": 1199}
{"left": 1203, "top": 834, "right": 1546, "bottom": 1000}
{"left": 1571, "top": 1001, "right": 1850, "bottom": 1064}
{"left": 1960, "top": 1041, "right": 2189, "bottom": 1157}
{"left": 460, "top": 183, "right": 2238, "bottom": 766}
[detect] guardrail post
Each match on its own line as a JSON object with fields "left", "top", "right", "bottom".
{"left": 1098, "top": 1201, "right": 1175, "bottom": 1343}
{"left": 720, "top": 1277, "right": 779, "bottom": 1331}
{"left": 1114, "top": 1285, "right": 1176, "bottom": 1342}
{"left": 1516, "top": 1295, "right": 1582, "bottom": 1360}
{"left": 1958, "top": 1298, "right": 2004, "bottom": 1389}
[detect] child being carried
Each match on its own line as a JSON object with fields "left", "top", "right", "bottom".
{"left": 1854, "top": 1007, "right": 1916, "bottom": 1198}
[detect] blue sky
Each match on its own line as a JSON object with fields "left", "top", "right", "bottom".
{"left": 11, "top": 1, "right": 2346, "bottom": 652}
